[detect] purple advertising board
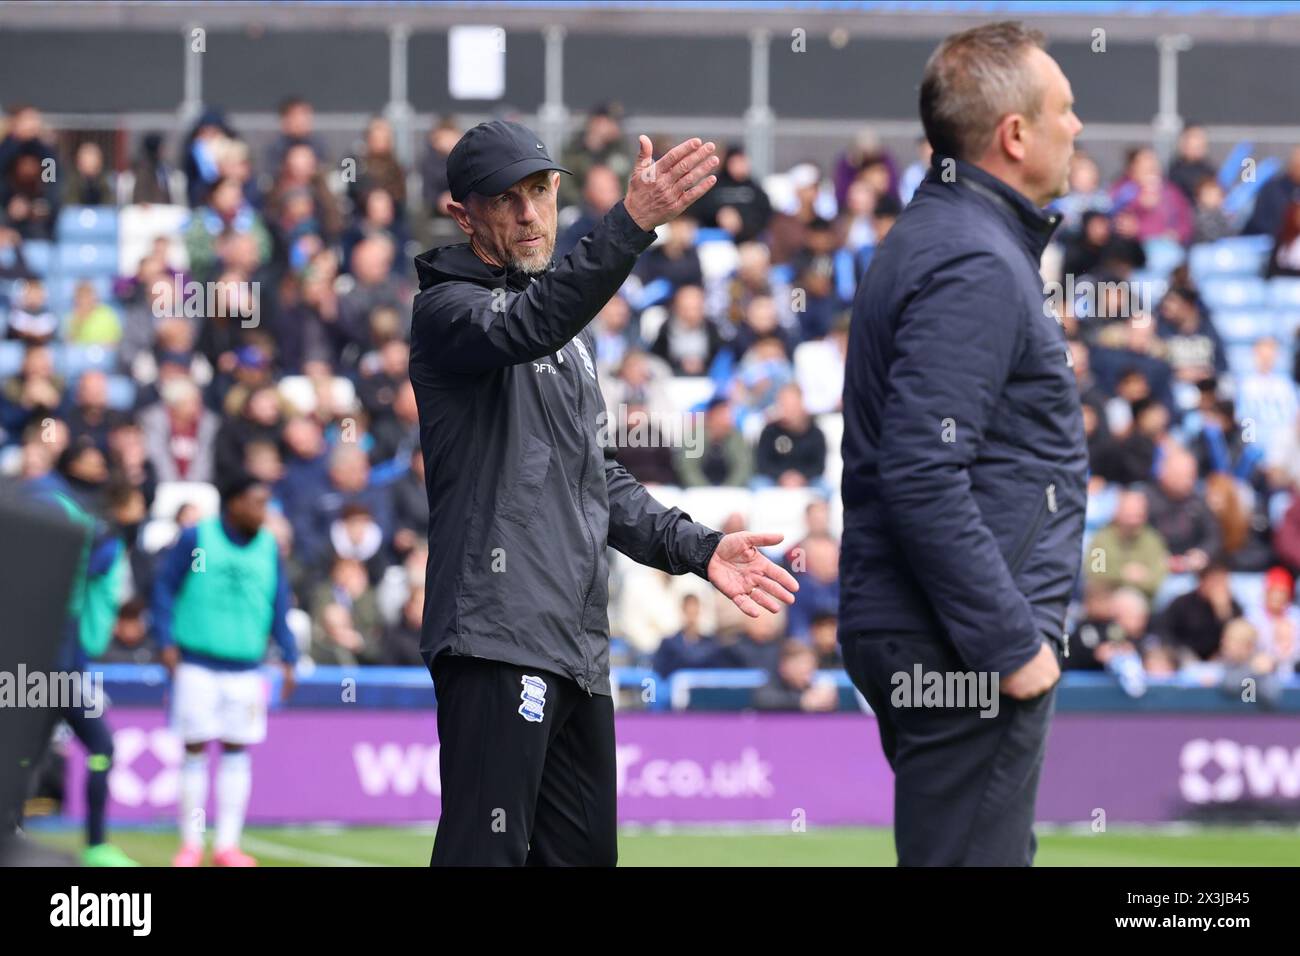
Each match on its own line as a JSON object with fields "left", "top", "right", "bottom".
{"left": 66, "top": 709, "right": 1300, "bottom": 825}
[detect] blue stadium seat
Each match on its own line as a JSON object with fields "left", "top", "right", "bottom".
{"left": 1200, "top": 275, "right": 1268, "bottom": 311}
{"left": 20, "top": 239, "right": 53, "bottom": 277}
{"left": 53, "top": 343, "right": 116, "bottom": 378}
{"left": 1142, "top": 237, "right": 1185, "bottom": 278}
{"left": 57, "top": 206, "right": 119, "bottom": 243}
{"left": 104, "top": 374, "right": 136, "bottom": 411}
{"left": 56, "top": 242, "right": 118, "bottom": 278}
{"left": 1127, "top": 272, "right": 1168, "bottom": 308}
{"left": 45, "top": 274, "right": 114, "bottom": 316}
{"left": 1084, "top": 483, "right": 1119, "bottom": 533}
{"left": 1271, "top": 491, "right": 1293, "bottom": 528}
{"left": 1229, "top": 572, "right": 1265, "bottom": 612}
{"left": 1268, "top": 277, "right": 1300, "bottom": 309}
{"left": 0, "top": 340, "right": 23, "bottom": 379}
{"left": 1153, "top": 572, "right": 1197, "bottom": 612}
{"left": 1213, "top": 309, "right": 1274, "bottom": 344}
{"left": 1275, "top": 311, "right": 1300, "bottom": 340}
{"left": 1189, "top": 235, "right": 1273, "bottom": 279}
{"left": 1225, "top": 344, "right": 1259, "bottom": 378}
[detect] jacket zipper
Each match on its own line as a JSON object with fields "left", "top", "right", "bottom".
{"left": 573, "top": 340, "right": 597, "bottom": 695}
{"left": 1008, "top": 482, "right": 1056, "bottom": 576}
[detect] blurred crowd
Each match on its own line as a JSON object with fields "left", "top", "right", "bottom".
{"left": 3, "top": 97, "right": 1300, "bottom": 711}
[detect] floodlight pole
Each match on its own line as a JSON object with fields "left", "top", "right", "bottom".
{"left": 1153, "top": 33, "right": 1193, "bottom": 166}
{"left": 745, "top": 29, "right": 774, "bottom": 179}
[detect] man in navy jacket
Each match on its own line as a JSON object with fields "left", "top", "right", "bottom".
{"left": 839, "top": 22, "right": 1087, "bottom": 865}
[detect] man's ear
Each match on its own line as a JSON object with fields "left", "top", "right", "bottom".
{"left": 998, "top": 114, "right": 1028, "bottom": 165}
{"left": 447, "top": 199, "right": 474, "bottom": 236}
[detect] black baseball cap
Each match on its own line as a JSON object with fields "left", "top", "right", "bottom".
{"left": 447, "top": 120, "right": 571, "bottom": 202}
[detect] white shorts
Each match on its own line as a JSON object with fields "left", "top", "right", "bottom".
{"left": 171, "top": 662, "right": 269, "bottom": 746}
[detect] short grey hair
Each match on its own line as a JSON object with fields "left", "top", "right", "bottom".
{"left": 920, "top": 21, "right": 1047, "bottom": 162}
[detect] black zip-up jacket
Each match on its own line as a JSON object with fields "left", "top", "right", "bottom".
{"left": 409, "top": 201, "right": 724, "bottom": 694}
{"left": 839, "top": 157, "right": 1088, "bottom": 676}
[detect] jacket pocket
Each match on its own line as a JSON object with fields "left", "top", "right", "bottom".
{"left": 499, "top": 433, "right": 553, "bottom": 527}
{"left": 1007, "top": 481, "right": 1056, "bottom": 576}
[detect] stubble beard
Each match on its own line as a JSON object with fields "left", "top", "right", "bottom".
{"left": 510, "top": 234, "right": 556, "bottom": 275}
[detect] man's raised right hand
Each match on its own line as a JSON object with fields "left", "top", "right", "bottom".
{"left": 624, "top": 135, "right": 719, "bottom": 232}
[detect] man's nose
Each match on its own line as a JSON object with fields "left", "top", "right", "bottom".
{"left": 518, "top": 198, "right": 539, "bottom": 223}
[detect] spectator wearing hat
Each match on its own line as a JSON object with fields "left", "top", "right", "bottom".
{"left": 1246, "top": 566, "right": 1300, "bottom": 677}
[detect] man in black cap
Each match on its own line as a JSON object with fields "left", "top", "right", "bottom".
{"left": 409, "top": 120, "right": 799, "bottom": 866}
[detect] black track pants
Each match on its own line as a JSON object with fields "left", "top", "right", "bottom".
{"left": 429, "top": 655, "right": 618, "bottom": 867}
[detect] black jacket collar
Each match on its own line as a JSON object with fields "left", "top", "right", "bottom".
{"left": 929, "top": 155, "right": 1061, "bottom": 262}
{"left": 414, "top": 241, "right": 539, "bottom": 293}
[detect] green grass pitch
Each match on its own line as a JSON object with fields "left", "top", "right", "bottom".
{"left": 28, "top": 824, "right": 1300, "bottom": 866}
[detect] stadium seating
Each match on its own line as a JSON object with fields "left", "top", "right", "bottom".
{"left": 1200, "top": 275, "right": 1268, "bottom": 312}
{"left": 1142, "top": 236, "right": 1185, "bottom": 278}
{"left": 1188, "top": 234, "right": 1273, "bottom": 280}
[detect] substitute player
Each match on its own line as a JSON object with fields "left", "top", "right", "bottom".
{"left": 25, "top": 443, "right": 136, "bottom": 866}
{"left": 410, "top": 121, "right": 799, "bottom": 866}
{"left": 151, "top": 473, "right": 297, "bottom": 867}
